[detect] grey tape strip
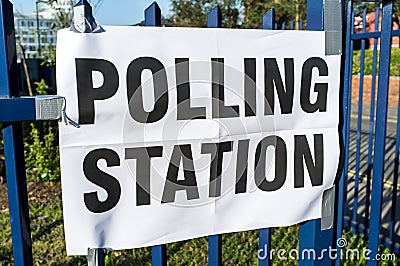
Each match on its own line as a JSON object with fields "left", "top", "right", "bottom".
{"left": 321, "top": 186, "right": 335, "bottom": 231}
{"left": 324, "top": 0, "right": 342, "bottom": 55}
{"left": 87, "top": 248, "right": 108, "bottom": 266}
{"left": 70, "top": 2, "right": 102, "bottom": 33}
{"left": 34, "top": 95, "right": 64, "bottom": 120}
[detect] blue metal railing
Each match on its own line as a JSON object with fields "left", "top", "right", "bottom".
{"left": 2, "top": 0, "right": 399, "bottom": 265}
{"left": 340, "top": 1, "right": 400, "bottom": 263}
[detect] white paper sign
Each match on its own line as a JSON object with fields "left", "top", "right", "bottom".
{"left": 57, "top": 26, "right": 341, "bottom": 255}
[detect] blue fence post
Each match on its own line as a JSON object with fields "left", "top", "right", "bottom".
{"left": 145, "top": 1, "right": 161, "bottom": 26}
{"left": 0, "top": 1, "right": 33, "bottom": 265}
{"left": 207, "top": 6, "right": 222, "bottom": 266}
{"left": 367, "top": 1, "right": 394, "bottom": 264}
{"left": 144, "top": 2, "right": 168, "bottom": 266}
{"left": 335, "top": 1, "right": 353, "bottom": 265}
{"left": 298, "top": 0, "right": 335, "bottom": 265}
{"left": 257, "top": 9, "right": 275, "bottom": 266}
{"left": 261, "top": 8, "right": 275, "bottom": 30}
{"left": 364, "top": 6, "right": 380, "bottom": 232}
{"left": 351, "top": 8, "right": 368, "bottom": 235}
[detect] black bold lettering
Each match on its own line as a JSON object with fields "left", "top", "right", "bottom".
{"left": 125, "top": 146, "right": 163, "bottom": 206}
{"left": 211, "top": 58, "right": 240, "bottom": 118}
{"left": 254, "top": 136, "right": 287, "bottom": 191}
{"left": 83, "top": 148, "right": 121, "bottom": 213}
{"left": 300, "top": 57, "right": 328, "bottom": 113}
{"left": 235, "top": 139, "right": 250, "bottom": 194}
{"left": 294, "top": 134, "right": 324, "bottom": 187}
{"left": 127, "top": 57, "right": 168, "bottom": 123}
{"left": 264, "top": 58, "right": 294, "bottom": 115}
{"left": 244, "top": 58, "right": 256, "bottom": 116}
{"left": 201, "top": 141, "right": 232, "bottom": 197}
{"left": 76, "top": 58, "right": 119, "bottom": 125}
{"left": 162, "top": 145, "right": 200, "bottom": 203}
{"left": 175, "top": 58, "right": 206, "bottom": 120}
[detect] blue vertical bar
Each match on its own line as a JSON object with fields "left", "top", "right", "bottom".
{"left": 367, "top": 1, "right": 393, "bottom": 265}
{"left": 257, "top": 11, "right": 275, "bottom": 266}
{"left": 261, "top": 8, "right": 275, "bottom": 30}
{"left": 364, "top": 6, "right": 380, "bottom": 231}
{"left": 299, "top": 20, "right": 303, "bottom": 30}
{"left": 389, "top": 75, "right": 400, "bottom": 252}
{"left": 152, "top": 245, "right": 167, "bottom": 266}
{"left": 336, "top": 1, "right": 353, "bottom": 265}
{"left": 281, "top": 22, "right": 285, "bottom": 30}
{"left": 145, "top": 2, "right": 161, "bottom": 26}
{"left": 289, "top": 21, "right": 294, "bottom": 30}
{"left": 0, "top": 0, "right": 33, "bottom": 265}
{"left": 352, "top": 8, "right": 368, "bottom": 235}
{"left": 207, "top": 6, "right": 222, "bottom": 266}
{"left": 306, "top": 0, "right": 324, "bottom": 31}
{"left": 208, "top": 235, "right": 222, "bottom": 266}
{"left": 207, "top": 5, "right": 221, "bottom": 28}
{"left": 298, "top": 1, "right": 334, "bottom": 265}
{"left": 145, "top": 3, "right": 167, "bottom": 266}
{"left": 258, "top": 229, "right": 271, "bottom": 266}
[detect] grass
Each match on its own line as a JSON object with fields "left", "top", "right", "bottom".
{"left": 352, "top": 47, "right": 400, "bottom": 77}
{"left": 0, "top": 182, "right": 398, "bottom": 265}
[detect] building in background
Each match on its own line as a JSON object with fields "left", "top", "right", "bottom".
{"left": 14, "top": 0, "right": 73, "bottom": 60}
{"left": 14, "top": 13, "right": 57, "bottom": 59}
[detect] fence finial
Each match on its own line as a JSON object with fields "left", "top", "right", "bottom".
{"left": 145, "top": 2, "right": 161, "bottom": 26}
{"left": 207, "top": 6, "right": 222, "bottom": 28}
{"left": 261, "top": 8, "right": 275, "bottom": 30}
{"left": 70, "top": 0, "right": 102, "bottom": 33}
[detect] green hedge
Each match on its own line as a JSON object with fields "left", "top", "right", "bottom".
{"left": 352, "top": 47, "right": 400, "bottom": 76}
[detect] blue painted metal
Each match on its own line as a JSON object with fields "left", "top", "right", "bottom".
{"left": 145, "top": 2, "right": 161, "bottom": 26}
{"left": 299, "top": 19, "right": 303, "bottom": 30}
{"left": 281, "top": 22, "right": 285, "bottom": 30}
{"left": 0, "top": 0, "right": 33, "bottom": 265}
{"left": 390, "top": 75, "right": 400, "bottom": 253}
{"left": 299, "top": 220, "right": 334, "bottom": 265}
{"left": 152, "top": 245, "right": 167, "bottom": 266}
{"left": 351, "top": 31, "right": 380, "bottom": 39}
{"left": 393, "top": 30, "right": 400, "bottom": 36}
{"left": 306, "top": 0, "right": 324, "bottom": 31}
{"left": 258, "top": 229, "right": 270, "bottom": 266}
{"left": 367, "top": 1, "right": 394, "bottom": 265}
{"left": 351, "top": 8, "right": 368, "bottom": 235}
{"left": 256, "top": 12, "right": 276, "bottom": 266}
{"left": 289, "top": 21, "right": 294, "bottom": 30}
{"left": 364, "top": 6, "right": 380, "bottom": 231}
{"left": 0, "top": 98, "right": 36, "bottom": 122}
{"left": 261, "top": 8, "right": 275, "bottom": 30}
{"left": 208, "top": 235, "right": 222, "bottom": 266}
{"left": 207, "top": 7, "right": 222, "bottom": 265}
{"left": 298, "top": 1, "right": 335, "bottom": 265}
{"left": 207, "top": 6, "right": 221, "bottom": 28}
{"left": 336, "top": 3, "right": 353, "bottom": 264}
{"left": 144, "top": 2, "right": 168, "bottom": 265}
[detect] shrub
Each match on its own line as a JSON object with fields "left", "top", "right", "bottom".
{"left": 24, "top": 122, "right": 60, "bottom": 181}
{"left": 353, "top": 47, "right": 400, "bottom": 76}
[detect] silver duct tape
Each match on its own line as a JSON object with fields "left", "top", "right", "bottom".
{"left": 70, "top": 4, "right": 102, "bottom": 33}
{"left": 321, "top": 186, "right": 335, "bottom": 231}
{"left": 34, "top": 96, "right": 64, "bottom": 120}
{"left": 87, "top": 248, "right": 108, "bottom": 266}
{"left": 324, "top": 0, "right": 342, "bottom": 55}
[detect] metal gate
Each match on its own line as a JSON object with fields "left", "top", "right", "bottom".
{"left": 0, "top": 0, "right": 398, "bottom": 265}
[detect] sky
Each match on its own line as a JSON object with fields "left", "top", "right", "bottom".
{"left": 10, "top": 0, "right": 171, "bottom": 25}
